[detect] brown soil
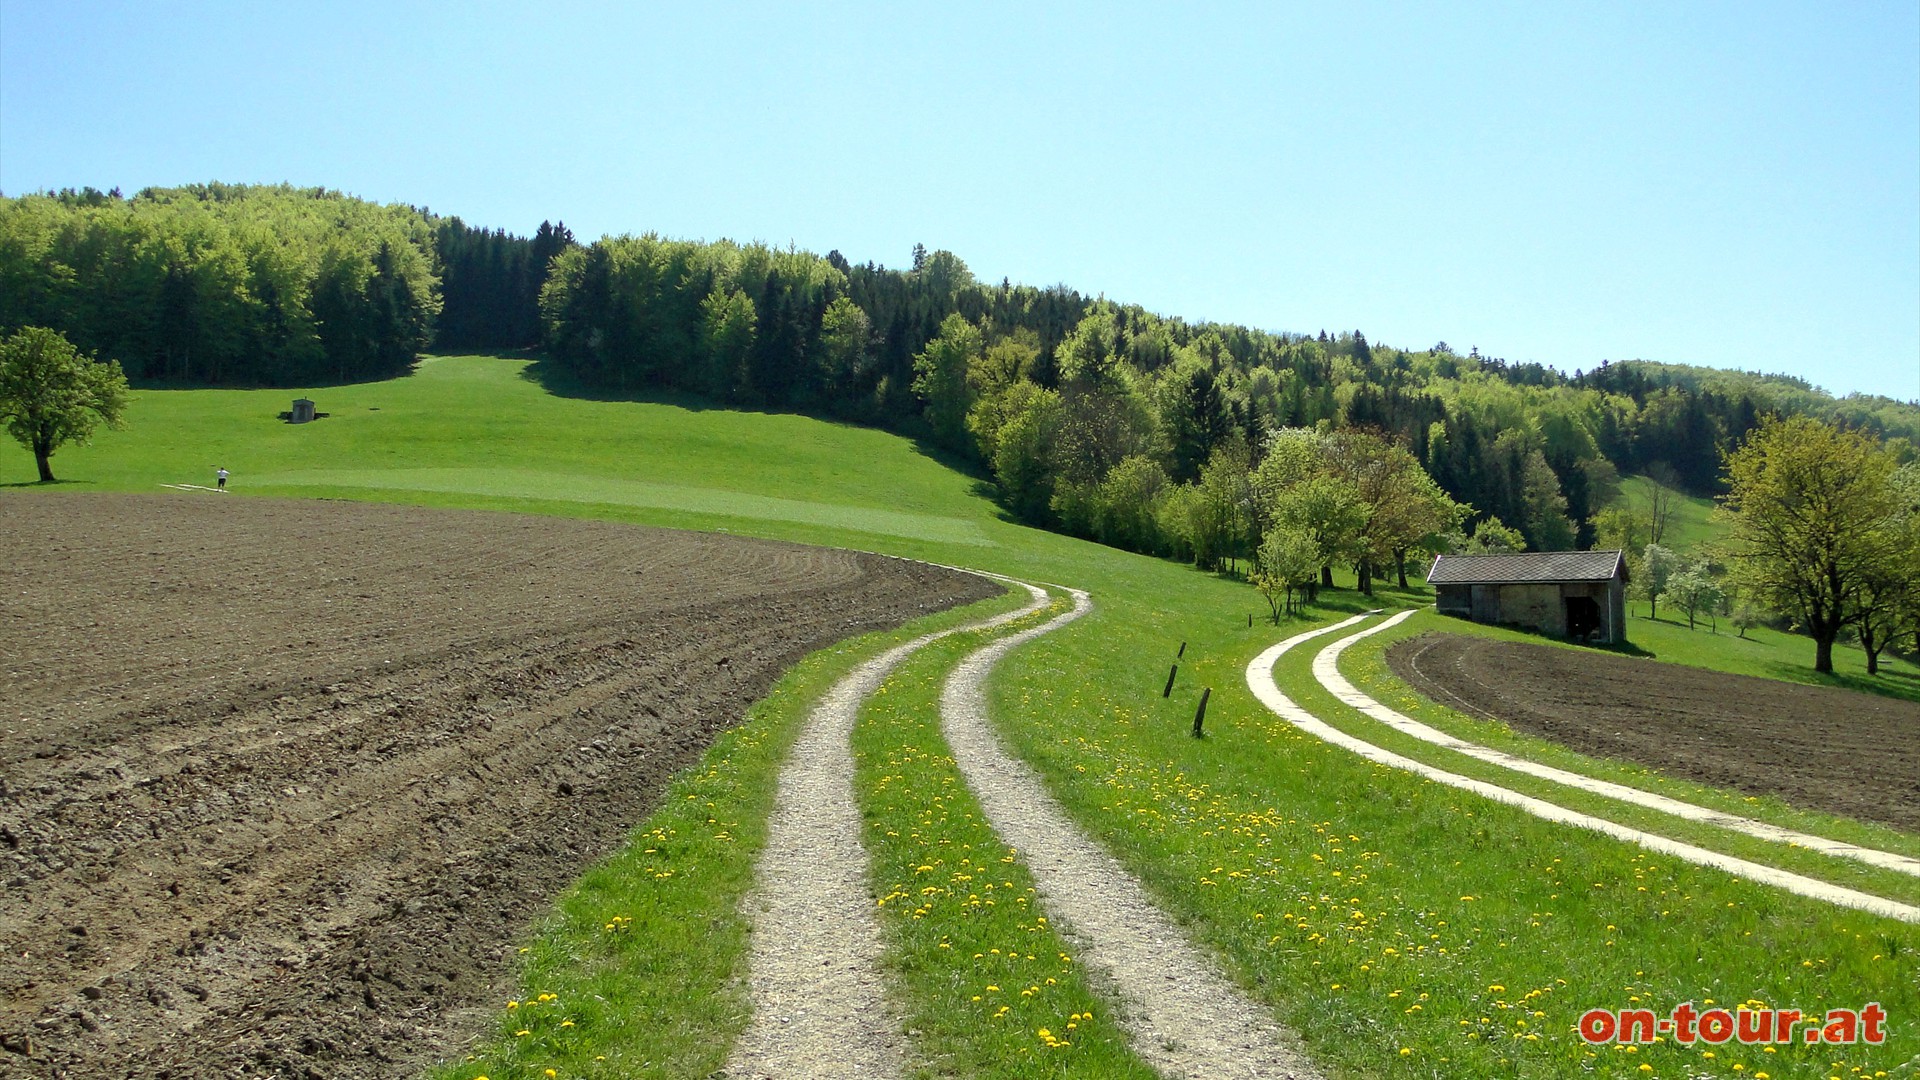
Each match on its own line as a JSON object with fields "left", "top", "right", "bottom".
{"left": 1386, "top": 632, "right": 1920, "bottom": 833}
{"left": 0, "top": 492, "right": 997, "bottom": 1079}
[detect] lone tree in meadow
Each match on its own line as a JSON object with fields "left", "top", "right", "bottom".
{"left": 1719, "top": 415, "right": 1900, "bottom": 674}
{"left": 1639, "top": 543, "right": 1682, "bottom": 621}
{"left": 0, "top": 326, "right": 129, "bottom": 483}
{"left": 1253, "top": 526, "right": 1320, "bottom": 620}
{"left": 1667, "top": 561, "right": 1725, "bottom": 631}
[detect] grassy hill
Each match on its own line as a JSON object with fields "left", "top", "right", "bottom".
{"left": 1616, "top": 473, "right": 1721, "bottom": 555}
{"left": 8, "top": 354, "right": 1913, "bottom": 1080}
{"left": 28, "top": 356, "right": 999, "bottom": 551}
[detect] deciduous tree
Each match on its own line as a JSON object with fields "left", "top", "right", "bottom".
{"left": 1668, "top": 561, "right": 1724, "bottom": 631}
{"left": 911, "top": 313, "right": 983, "bottom": 450}
{"left": 1853, "top": 464, "right": 1920, "bottom": 674}
{"left": 1179, "top": 443, "right": 1257, "bottom": 573}
{"left": 817, "top": 296, "right": 873, "bottom": 402}
{"left": 1639, "top": 543, "right": 1681, "bottom": 621}
{"left": 983, "top": 382, "right": 1062, "bottom": 524}
{"left": 1643, "top": 462, "right": 1680, "bottom": 544}
{"left": 0, "top": 326, "right": 129, "bottom": 482}
{"left": 1719, "top": 416, "right": 1900, "bottom": 673}
{"left": 1253, "top": 527, "right": 1320, "bottom": 620}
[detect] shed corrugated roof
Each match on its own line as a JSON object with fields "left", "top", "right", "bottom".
{"left": 1427, "top": 550, "right": 1625, "bottom": 585}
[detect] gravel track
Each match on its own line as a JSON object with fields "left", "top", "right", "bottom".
{"left": 1245, "top": 612, "right": 1920, "bottom": 925}
{"left": 942, "top": 586, "right": 1324, "bottom": 1080}
{"left": 724, "top": 575, "right": 1045, "bottom": 1080}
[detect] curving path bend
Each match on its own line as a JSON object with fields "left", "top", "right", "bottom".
{"left": 943, "top": 586, "right": 1324, "bottom": 1080}
{"left": 1315, "top": 611, "right": 1920, "bottom": 878}
{"left": 1247, "top": 613, "right": 1920, "bottom": 925}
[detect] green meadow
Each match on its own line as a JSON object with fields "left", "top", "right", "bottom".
{"left": 10, "top": 354, "right": 1915, "bottom": 1079}
{"left": 1618, "top": 474, "right": 1723, "bottom": 557}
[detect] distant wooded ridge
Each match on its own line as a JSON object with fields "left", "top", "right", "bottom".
{"left": 3, "top": 183, "right": 1915, "bottom": 557}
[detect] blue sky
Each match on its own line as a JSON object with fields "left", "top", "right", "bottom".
{"left": 3, "top": 2, "right": 1915, "bottom": 399}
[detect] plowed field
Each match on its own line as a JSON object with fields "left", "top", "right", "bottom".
{"left": 1386, "top": 631, "right": 1920, "bottom": 831}
{"left": 0, "top": 493, "right": 996, "bottom": 1078}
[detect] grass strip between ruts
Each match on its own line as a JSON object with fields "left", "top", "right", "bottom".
{"left": 428, "top": 585, "right": 1031, "bottom": 1080}
{"left": 979, "top": 606, "right": 1916, "bottom": 1080}
{"left": 853, "top": 604, "right": 1160, "bottom": 1079}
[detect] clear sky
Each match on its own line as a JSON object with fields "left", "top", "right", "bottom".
{"left": 3, "top": 2, "right": 1915, "bottom": 400}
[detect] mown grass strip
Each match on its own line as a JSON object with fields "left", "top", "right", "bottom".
{"left": 853, "top": 608, "right": 1160, "bottom": 1080}
{"left": 1337, "top": 610, "right": 1920, "bottom": 865}
{"left": 1273, "top": 620, "right": 1920, "bottom": 910}
{"left": 983, "top": 607, "right": 1917, "bottom": 1080}
{"left": 429, "top": 586, "right": 1029, "bottom": 1080}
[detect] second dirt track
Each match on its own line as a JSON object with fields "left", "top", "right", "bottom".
{"left": 1387, "top": 631, "right": 1920, "bottom": 832}
{"left": 0, "top": 493, "right": 997, "bottom": 1078}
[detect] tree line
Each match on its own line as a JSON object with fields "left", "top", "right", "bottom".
{"left": 0, "top": 184, "right": 444, "bottom": 385}
{"left": 5, "top": 184, "right": 1917, "bottom": 616}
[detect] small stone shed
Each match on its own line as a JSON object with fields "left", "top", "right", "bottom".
{"left": 1428, "top": 550, "right": 1629, "bottom": 644}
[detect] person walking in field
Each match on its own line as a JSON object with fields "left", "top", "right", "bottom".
{"left": 216, "top": 466, "right": 228, "bottom": 490}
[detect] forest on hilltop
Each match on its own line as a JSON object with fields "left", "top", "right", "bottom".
{"left": 4, "top": 183, "right": 1917, "bottom": 570}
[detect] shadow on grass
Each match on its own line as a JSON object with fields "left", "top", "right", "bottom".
{"left": 1, "top": 478, "right": 93, "bottom": 489}
{"left": 125, "top": 354, "right": 479, "bottom": 392}
{"left": 1501, "top": 615, "right": 1656, "bottom": 657}
{"left": 518, "top": 357, "right": 734, "bottom": 411}
{"left": 1759, "top": 662, "right": 1920, "bottom": 705}
{"left": 1238, "top": 580, "right": 1443, "bottom": 633}
{"left": 517, "top": 353, "right": 1006, "bottom": 489}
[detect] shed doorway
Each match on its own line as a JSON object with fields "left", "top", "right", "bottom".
{"left": 1565, "top": 595, "right": 1601, "bottom": 641}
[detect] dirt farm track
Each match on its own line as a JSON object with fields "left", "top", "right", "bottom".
{"left": 0, "top": 492, "right": 995, "bottom": 1078}
{"left": 1387, "top": 631, "right": 1920, "bottom": 832}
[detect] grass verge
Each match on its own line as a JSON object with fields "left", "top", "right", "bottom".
{"left": 984, "top": 606, "right": 1917, "bottom": 1079}
{"left": 852, "top": 606, "right": 1159, "bottom": 1079}
{"left": 428, "top": 586, "right": 1028, "bottom": 1080}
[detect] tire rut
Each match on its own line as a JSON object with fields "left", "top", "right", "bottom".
{"left": 725, "top": 575, "right": 1043, "bottom": 1080}
{"left": 942, "top": 586, "right": 1323, "bottom": 1080}
{"left": 1318, "top": 615, "right": 1920, "bottom": 878}
{"left": 1245, "top": 613, "right": 1920, "bottom": 926}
